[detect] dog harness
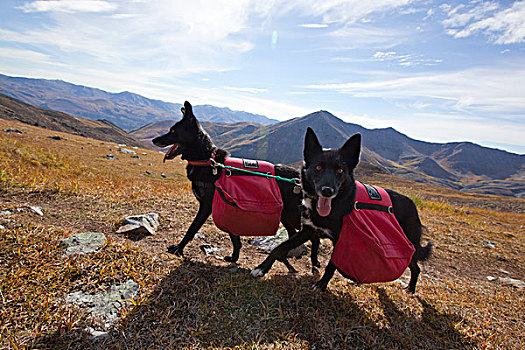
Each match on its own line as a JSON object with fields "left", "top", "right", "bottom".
{"left": 212, "top": 157, "right": 284, "bottom": 236}
{"left": 331, "top": 181, "right": 415, "bottom": 284}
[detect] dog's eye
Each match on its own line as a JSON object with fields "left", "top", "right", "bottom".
{"left": 337, "top": 168, "right": 343, "bottom": 174}
{"left": 315, "top": 165, "right": 322, "bottom": 171}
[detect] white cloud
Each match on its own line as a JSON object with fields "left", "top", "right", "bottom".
{"left": 18, "top": 0, "right": 117, "bottom": 13}
{"left": 224, "top": 86, "right": 268, "bottom": 94}
{"left": 303, "top": 65, "right": 525, "bottom": 117}
{"left": 443, "top": 1, "right": 525, "bottom": 44}
{"left": 0, "top": 47, "right": 58, "bottom": 64}
{"left": 299, "top": 23, "right": 329, "bottom": 28}
{"left": 287, "top": 0, "right": 413, "bottom": 25}
{"left": 329, "top": 25, "right": 406, "bottom": 48}
{"left": 372, "top": 51, "right": 442, "bottom": 66}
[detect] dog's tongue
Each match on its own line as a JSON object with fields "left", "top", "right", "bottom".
{"left": 163, "top": 144, "right": 179, "bottom": 163}
{"left": 317, "top": 196, "right": 332, "bottom": 217}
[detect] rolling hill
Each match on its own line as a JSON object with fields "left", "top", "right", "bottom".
{"left": 134, "top": 111, "right": 525, "bottom": 197}
{"left": 0, "top": 92, "right": 146, "bottom": 148}
{"left": 0, "top": 73, "right": 278, "bottom": 129}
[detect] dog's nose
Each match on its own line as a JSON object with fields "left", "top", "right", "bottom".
{"left": 321, "top": 186, "right": 335, "bottom": 197}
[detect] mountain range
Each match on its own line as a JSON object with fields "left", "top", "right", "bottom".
{"left": 1, "top": 73, "right": 523, "bottom": 197}
{"left": 134, "top": 112, "right": 525, "bottom": 197}
{"left": 0, "top": 73, "right": 277, "bottom": 129}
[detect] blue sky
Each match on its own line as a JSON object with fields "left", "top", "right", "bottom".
{"left": 0, "top": 0, "right": 524, "bottom": 154}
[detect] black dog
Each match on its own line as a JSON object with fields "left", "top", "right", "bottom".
{"left": 252, "top": 127, "right": 432, "bottom": 293}
{"left": 152, "top": 101, "right": 320, "bottom": 270}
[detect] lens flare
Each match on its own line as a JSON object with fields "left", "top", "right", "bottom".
{"left": 271, "top": 30, "right": 278, "bottom": 49}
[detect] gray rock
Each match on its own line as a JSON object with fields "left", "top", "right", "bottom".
{"left": 0, "top": 224, "right": 5, "bottom": 230}
{"left": 199, "top": 244, "right": 224, "bottom": 257}
{"left": 393, "top": 279, "right": 408, "bottom": 288}
{"left": 120, "top": 148, "right": 136, "bottom": 155}
{"left": 60, "top": 232, "right": 106, "bottom": 255}
{"left": 499, "top": 277, "right": 525, "bottom": 288}
{"left": 194, "top": 232, "right": 205, "bottom": 239}
{"left": 86, "top": 327, "right": 109, "bottom": 339}
{"left": 482, "top": 239, "right": 496, "bottom": 249}
{"left": 116, "top": 213, "right": 159, "bottom": 236}
{"left": 66, "top": 280, "right": 139, "bottom": 329}
{"left": 4, "top": 128, "right": 23, "bottom": 134}
{"left": 106, "top": 154, "right": 115, "bottom": 159}
{"left": 486, "top": 276, "right": 497, "bottom": 281}
{"left": 27, "top": 206, "right": 43, "bottom": 216}
{"left": 4, "top": 206, "right": 44, "bottom": 216}
{"left": 249, "top": 227, "right": 307, "bottom": 258}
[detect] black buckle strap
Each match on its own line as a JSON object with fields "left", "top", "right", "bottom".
{"left": 354, "top": 201, "right": 393, "bottom": 214}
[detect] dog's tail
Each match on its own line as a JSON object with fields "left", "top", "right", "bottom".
{"left": 417, "top": 242, "right": 433, "bottom": 261}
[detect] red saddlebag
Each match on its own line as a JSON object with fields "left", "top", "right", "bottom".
{"left": 331, "top": 182, "right": 415, "bottom": 283}
{"left": 212, "top": 158, "right": 283, "bottom": 236}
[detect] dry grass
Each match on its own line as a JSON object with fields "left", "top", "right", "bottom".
{"left": 0, "top": 119, "right": 524, "bottom": 349}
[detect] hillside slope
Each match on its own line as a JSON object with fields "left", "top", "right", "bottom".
{"left": 0, "top": 93, "right": 146, "bottom": 148}
{"left": 0, "top": 117, "right": 524, "bottom": 349}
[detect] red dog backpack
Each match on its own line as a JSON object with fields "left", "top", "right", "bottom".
{"left": 330, "top": 182, "right": 415, "bottom": 284}
{"left": 212, "top": 158, "right": 283, "bottom": 236}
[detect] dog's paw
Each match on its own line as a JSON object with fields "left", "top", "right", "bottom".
{"left": 224, "top": 254, "right": 239, "bottom": 263}
{"left": 312, "top": 281, "right": 327, "bottom": 292}
{"left": 405, "top": 286, "right": 416, "bottom": 294}
{"left": 251, "top": 268, "right": 265, "bottom": 278}
{"left": 167, "top": 244, "right": 183, "bottom": 256}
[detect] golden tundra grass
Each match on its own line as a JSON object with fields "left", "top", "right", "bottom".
{"left": 0, "top": 119, "right": 523, "bottom": 349}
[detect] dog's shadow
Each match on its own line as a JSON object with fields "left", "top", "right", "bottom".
{"left": 375, "top": 287, "right": 472, "bottom": 348}
{"left": 61, "top": 260, "right": 470, "bottom": 349}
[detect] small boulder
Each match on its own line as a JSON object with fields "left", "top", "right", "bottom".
{"left": 120, "top": 148, "right": 136, "bottom": 155}
{"left": 482, "top": 239, "right": 496, "bottom": 249}
{"left": 60, "top": 232, "right": 106, "bottom": 255}
{"left": 66, "top": 280, "right": 139, "bottom": 329}
{"left": 249, "top": 227, "right": 307, "bottom": 258}
{"left": 116, "top": 213, "right": 159, "bottom": 236}
{"left": 393, "top": 279, "right": 408, "bottom": 288}
{"left": 3, "top": 128, "right": 23, "bottom": 134}
{"left": 199, "top": 244, "right": 223, "bottom": 257}
{"left": 500, "top": 277, "right": 525, "bottom": 288}
{"left": 27, "top": 206, "right": 43, "bottom": 216}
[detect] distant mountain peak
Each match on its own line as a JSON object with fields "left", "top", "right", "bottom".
{"left": 0, "top": 73, "right": 279, "bottom": 129}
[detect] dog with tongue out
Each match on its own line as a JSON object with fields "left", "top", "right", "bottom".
{"left": 300, "top": 127, "right": 360, "bottom": 221}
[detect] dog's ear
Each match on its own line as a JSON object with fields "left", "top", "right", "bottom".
{"left": 182, "top": 101, "right": 195, "bottom": 120}
{"left": 339, "top": 133, "right": 361, "bottom": 170}
{"left": 304, "top": 127, "right": 322, "bottom": 165}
